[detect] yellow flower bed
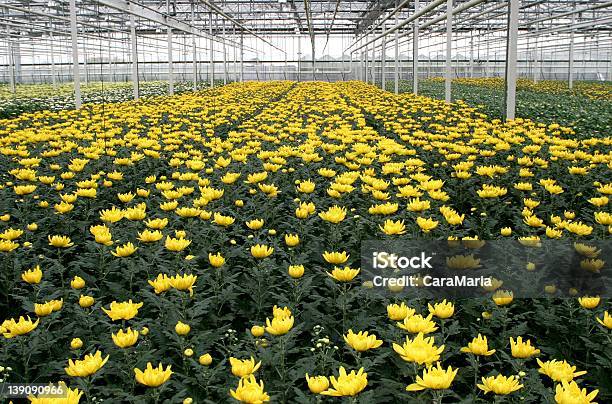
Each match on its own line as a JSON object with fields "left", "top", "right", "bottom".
{"left": 0, "top": 81, "right": 609, "bottom": 403}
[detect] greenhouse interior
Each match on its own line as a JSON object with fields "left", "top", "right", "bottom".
{"left": 0, "top": 0, "right": 611, "bottom": 403}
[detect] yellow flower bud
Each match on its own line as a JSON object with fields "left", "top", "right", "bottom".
{"left": 70, "top": 338, "right": 83, "bottom": 349}
{"left": 288, "top": 265, "right": 304, "bottom": 279}
{"left": 175, "top": 321, "right": 191, "bottom": 336}
{"left": 71, "top": 276, "right": 86, "bottom": 289}
{"left": 79, "top": 295, "right": 95, "bottom": 308}
{"left": 199, "top": 353, "right": 213, "bottom": 366}
{"left": 305, "top": 374, "right": 330, "bottom": 394}
{"left": 251, "top": 325, "right": 265, "bottom": 337}
{"left": 284, "top": 234, "right": 300, "bottom": 247}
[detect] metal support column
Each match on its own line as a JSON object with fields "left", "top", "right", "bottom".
{"left": 69, "top": 0, "right": 81, "bottom": 108}
{"left": 341, "top": 45, "right": 346, "bottom": 81}
{"left": 82, "top": 40, "right": 88, "bottom": 85}
{"left": 533, "top": 25, "right": 539, "bottom": 83}
{"left": 167, "top": 0, "right": 174, "bottom": 93}
{"left": 49, "top": 34, "right": 57, "bottom": 88}
{"left": 209, "top": 12, "right": 214, "bottom": 87}
{"left": 233, "top": 27, "right": 237, "bottom": 82}
{"left": 297, "top": 36, "right": 301, "bottom": 82}
{"left": 223, "top": 23, "right": 228, "bottom": 84}
{"left": 357, "top": 39, "right": 361, "bottom": 81}
{"left": 367, "top": 40, "right": 371, "bottom": 83}
{"left": 360, "top": 50, "right": 365, "bottom": 82}
{"left": 239, "top": 33, "right": 244, "bottom": 82}
{"left": 284, "top": 53, "right": 288, "bottom": 81}
{"left": 13, "top": 39, "right": 21, "bottom": 84}
{"left": 414, "top": 0, "right": 420, "bottom": 94}
{"left": 504, "top": 0, "right": 519, "bottom": 120}
{"left": 191, "top": 4, "right": 197, "bottom": 91}
{"left": 371, "top": 39, "right": 375, "bottom": 84}
{"left": 469, "top": 31, "right": 474, "bottom": 78}
{"left": 485, "top": 26, "right": 490, "bottom": 77}
{"left": 381, "top": 26, "right": 387, "bottom": 90}
{"left": 340, "top": 45, "right": 345, "bottom": 81}
{"left": 192, "top": 35, "right": 198, "bottom": 90}
{"left": 394, "top": 0, "right": 399, "bottom": 94}
{"left": 311, "top": 41, "right": 316, "bottom": 81}
{"left": 364, "top": 40, "right": 368, "bottom": 83}
{"left": 364, "top": 37, "right": 367, "bottom": 82}
{"left": 6, "top": 36, "right": 15, "bottom": 94}
{"left": 168, "top": 28, "right": 174, "bottom": 95}
{"left": 445, "top": 0, "right": 452, "bottom": 103}
{"left": 130, "top": 14, "right": 139, "bottom": 100}
{"left": 568, "top": 12, "right": 575, "bottom": 89}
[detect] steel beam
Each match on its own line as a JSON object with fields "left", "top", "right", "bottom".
{"left": 197, "top": 0, "right": 286, "bottom": 55}
{"left": 95, "top": 0, "right": 234, "bottom": 47}
{"left": 355, "top": 0, "right": 397, "bottom": 37}
{"left": 364, "top": 0, "right": 488, "bottom": 55}
{"left": 351, "top": 0, "right": 447, "bottom": 53}
{"left": 349, "top": 0, "right": 410, "bottom": 49}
